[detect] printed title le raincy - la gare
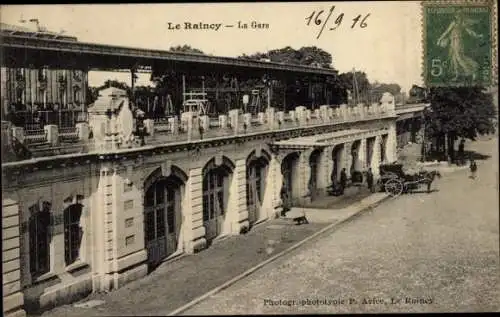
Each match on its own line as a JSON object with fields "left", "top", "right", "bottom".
{"left": 167, "top": 21, "right": 270, "bottom": 31}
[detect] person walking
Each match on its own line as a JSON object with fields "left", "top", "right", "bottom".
{"left": 458, "top": 139, "right": 465, "bottom": 165}
{"left": 469, "top": 159, "right": 477, "bottom": 179}
{"left": 340, "top": 168, "right": 348, "bottom": 195}
{"left": 366, "top": 168, "right": 374, "bottom": 193}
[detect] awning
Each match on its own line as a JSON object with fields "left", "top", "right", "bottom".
{"left": 396, "top": 112, "right": 416, "bottom": 121}
{"left": 272, "top": 129, "right": 368, "bottom": 150}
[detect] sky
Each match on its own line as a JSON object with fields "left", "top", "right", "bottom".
{"left": 2, "top": 2, "right": 423, "bottom": 91}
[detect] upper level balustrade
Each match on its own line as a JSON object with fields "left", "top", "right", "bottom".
{"left": 2, "top": 90, "right": 397, "bottom": 161}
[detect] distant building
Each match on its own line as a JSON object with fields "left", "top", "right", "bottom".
{"left": 1, "top": 23, "right": 87, "bottom": 125}
{"left": 0, "top": 22, "right": 77, "bottom": 41}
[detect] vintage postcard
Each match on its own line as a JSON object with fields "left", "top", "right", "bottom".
{"left": 1, "top": 1, "right": 498, "bottom": 316}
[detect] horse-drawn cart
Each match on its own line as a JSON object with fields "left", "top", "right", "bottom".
{"left": 378, "top": 163, "right": 441, "bottom": 197}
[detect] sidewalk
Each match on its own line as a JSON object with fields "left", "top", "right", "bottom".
{"left": 38, "top": 193, "right": 388, "bottom": 317}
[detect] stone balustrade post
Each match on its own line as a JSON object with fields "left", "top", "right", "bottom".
{"left": 339, "top": 104, "right": 347, "bottom": 120}
{"left": 44, "top": 124, "right": 59, "bottom": 146}
{"left": 219, "top": 115, "right": 228, "bottom": 128}
{"left": 11, "top": 126, "right": 25, "bottom": 144}
{"left": 181, "top": 111, "right": 197, "bottom": 141}
{"left": 200, "top": 115, "right": 210, "bottom": 131}
{"left": 335, "top": 107, "right": 341, "bottom": 119}
{"left": 305, "top": 109, "right": 312, "bottom": 121}
{"left": 76, "top": 122, "right": 90, "bottom": 141}
{"left": 228, "top": 109, "right": 240, "bottom": 134}
{"left": 243, "top": 113, "right": 252, "bottom": 129}
{"left": 266, "top": 107, "right": 276, "bottom": 130}
{"left": 356, "top": 103, "right": 364, "bottom": 119}
{"left": 276, "top": 111, "right": 285, "bottom": 125}
{"left": 314, "top": 109, "right": 321, "bottom": 121}
{"left": 289, "top": 110, "right": 296, "bottom": 122}
{"left": 168, "top": 116, "right": 179, "bottom": 134}
{"left": 257, "top": 112, "right": 265, "bottom": 125}
{"left": 143, "top": 119, "right": 154, "bottom": 137}
{"left": 327, "top": 107, "right": 334, "bottom": 120}
{"left": 295, "top": 106, "right": 306, "bottom": 125}
{"left": 319, "top": 105, "right": 329, "bottom": 121}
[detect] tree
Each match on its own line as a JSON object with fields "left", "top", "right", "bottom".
{"left": 238, "top": 46, "right": 333, "bottom": 68}
{"left": 169, "top": 45, "right": 205, "bottom": 55}
{"left": 337, "top": 71, "right": 371, "bottom": 104}
{"left": 425, "top": 86, "right": 496, "bottom": 161}
{"left": 297, "top": 46, "right": 333, "bottom": 68}
{"left": 408, "top": 84, "right": 429, "bottom": 103}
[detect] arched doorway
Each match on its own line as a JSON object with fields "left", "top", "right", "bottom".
{"left": 281, "top": 152, "right": 300, "bottom": 208}
{"left": 350, "top": 140, "right": 362, "bottom": 174}
{"left": 144, "top": 167, "right": 186, "bottom": 268}
{"left": 308, "top": 149, "right": 322, "bottom": 201}
{"left": 246, "top": 150, "right": 270, "bottom": 226}
{"left": 331, "top": 144, "right": 344, "bottom": 184}
{"left": 202, "top": 157, "right": 234, "bottom": 243}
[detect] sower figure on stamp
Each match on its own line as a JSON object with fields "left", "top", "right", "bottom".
{"left": 437, "top": 9, "right": 484, "bottom": 81}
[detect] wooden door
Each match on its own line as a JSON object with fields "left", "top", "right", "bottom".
{"left": 203, "top": 172, "right": 225, "bottom": 242}
{"left": 247, "top": 163, "right": 262, "bottom": 226}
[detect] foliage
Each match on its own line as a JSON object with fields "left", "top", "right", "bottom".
{"left": 425, "top": 86, "right": 496, "bottom": 140}
{"left": 169, "top": 45, "right": 205, "bottom": 55}
{"left": 336, "top": 71, "right": 371, "bottom": 104}
{"left": 238, "top": 46, "right": 333, "bottom": 68}
{"left": 408, "top": 84, "right": 429, "bottom": 103}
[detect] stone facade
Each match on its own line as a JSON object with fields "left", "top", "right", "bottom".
{"left": 2, "top": 93, "right": 405, "bottom": 315}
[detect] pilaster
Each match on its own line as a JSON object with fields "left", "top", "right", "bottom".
{"left": 182, "top": 167, "right": 206, "bottom": 254}
{"left": 344, "top": 142, "right": 353, "bottom": 177}
{"left": 296, "top": 149, "right": 313, "bottom": 205}
{"left": 358, "top": 138, "right": 367, "bottom": 170}
{"left": 2, "top": 199, "right": 26, "bottom": 317}
{"left": 386, "top": 121, "right": 397, "bottom": 163}
{"left": 260, "top": 163, "right": 274, "bottom": 221}
{"left": 317, "top": 146, "right": 333, "bottom": 195}
{"left": 371, "top": 135, "right": 382, "bottom": 178}
{"left": 227, "top": 159, "right": 249, "bottom": 234}
{"left": 110, "top": 163, "right": 147, "bottom": 289}
{"left": 91, "top": 164, "right": 115, "bottom": 291}
{"left": 270, "top": 154, "right": 284, "bottom": 217}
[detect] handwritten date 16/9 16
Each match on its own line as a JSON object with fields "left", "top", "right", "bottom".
{"left": 305, "top": 5, "right": 370, "bottom": 39}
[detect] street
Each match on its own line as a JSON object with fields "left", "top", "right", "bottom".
{"left": 182, "top": 136, "right": 499, "bottom": 314}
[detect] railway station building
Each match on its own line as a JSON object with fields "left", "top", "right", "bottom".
{"left": 1, "top": 24, "right": 425, "bottom": 316}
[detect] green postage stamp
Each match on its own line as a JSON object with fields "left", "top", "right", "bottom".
{"left": 423, "top": 0, "right": 497, "bottom": 87}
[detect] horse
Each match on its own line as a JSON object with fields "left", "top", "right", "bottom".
{"left": 407, "top": 170, "right": 441, "bottom": 193}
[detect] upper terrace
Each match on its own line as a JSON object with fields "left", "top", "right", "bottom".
{"left": 2, "top": 92, "right": 402, "bottom": 165}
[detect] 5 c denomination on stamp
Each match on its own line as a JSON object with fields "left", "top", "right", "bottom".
{"left": 422, "top": 0, "right": 497, "bottom": 87}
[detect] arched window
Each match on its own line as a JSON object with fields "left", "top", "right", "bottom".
{"left": 144, "top": 181, "right": 176, "bottom": 247}
{"left": 64, "top": 203, "right": 83, "bottom": 266}
{"left": 29, "top": 201, "right": 51, "bottom": 278}
{"left": 203, "top": 171, "right": 225, "bottom": 222}
{"left": 247, "top": 161, "right": 264, "bottom": 206}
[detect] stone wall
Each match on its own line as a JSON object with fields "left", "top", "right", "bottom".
{"left": 1, "top": 113, "right": 398, "bottom": 313}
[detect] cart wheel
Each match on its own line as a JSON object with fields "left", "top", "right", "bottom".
{"left": 385, "top": 179, "right": 404, "bottom": 197}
